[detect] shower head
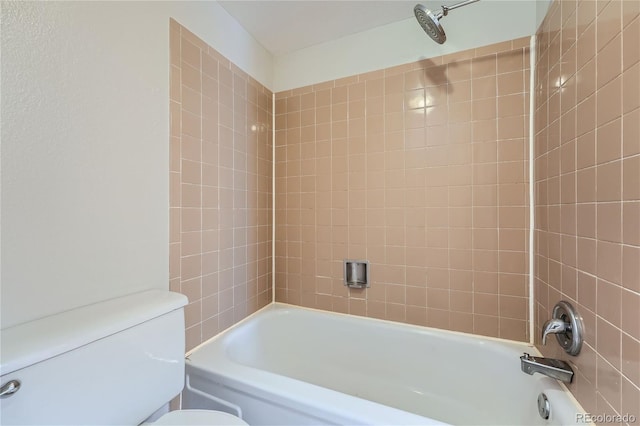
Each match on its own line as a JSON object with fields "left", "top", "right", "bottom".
{"left": 414, "top": 4, "right": 446, "bottom": 44}
{"left": 414, "top": 0, "right": 480, "bottom": 45}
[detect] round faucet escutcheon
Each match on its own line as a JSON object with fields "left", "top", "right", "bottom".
{"left": 542, "top": 301, "right": 584, "bottom": 356}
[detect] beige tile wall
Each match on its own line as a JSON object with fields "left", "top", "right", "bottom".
{"left": 169, "top": 19, "right": 273, "bottom": 351}
{"left": 275, "top": 38, "right": 532, "bottom": 341}
{"left": 534, "top": 0, "right": 639, "bottom": 422}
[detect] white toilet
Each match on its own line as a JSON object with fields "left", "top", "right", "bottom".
{"left": 0, "top": 290, "right": 248, "bottom": 425}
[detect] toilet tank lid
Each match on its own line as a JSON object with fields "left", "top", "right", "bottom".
{"left": 0, "top": 290, "right": 188, "bottom": 376}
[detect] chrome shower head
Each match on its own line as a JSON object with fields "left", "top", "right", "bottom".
{"left": 414, "top": 4, "right": 446, "bottom": 44}
{"left": 414, "top": 0, "right": 480, "bottom": 45}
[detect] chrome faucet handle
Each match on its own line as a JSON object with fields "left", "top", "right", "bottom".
{"left": 541, "top": 318, "right": 568, "bottom": 344}
{"left": 542, "top": 301, "right": 584, "bottom": 356}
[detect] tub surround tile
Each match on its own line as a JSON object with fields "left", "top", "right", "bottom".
{"left": 275, "top": 38, "right": 531, "bottom": 342}
{"left": 169, "top": 20, "right": 272, "bottom": 351}
{"left": 535, "top": 0, "right": 640, "bottom": 420}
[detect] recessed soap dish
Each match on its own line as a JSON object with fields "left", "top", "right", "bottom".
{"left": 344, "top": 260, "right": 369, "bottom": 289}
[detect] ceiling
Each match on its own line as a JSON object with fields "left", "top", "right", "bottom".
{"left": 218, "top": 1, "right": 441, "bottom": 56}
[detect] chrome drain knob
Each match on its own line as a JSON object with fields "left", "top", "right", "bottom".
{"left": 538, "top": 393, "right": 550, "bottom": 420}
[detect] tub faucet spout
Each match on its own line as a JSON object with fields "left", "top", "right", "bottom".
{"left": 520, "top": 353, "right": 574, "bottom": 383}
{"left": 541, "top": 318, "right": 567, "bottom": 345}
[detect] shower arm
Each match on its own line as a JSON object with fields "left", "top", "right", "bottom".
{"left": 441, "top": 0, "right": 480, "bottom": 16}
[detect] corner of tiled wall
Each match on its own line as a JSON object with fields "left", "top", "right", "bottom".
{"left": 534, "top": 0, "right": 639, "bottom": 421}
{"left": 169, "top": 18, "right": 273, "bottom": 351}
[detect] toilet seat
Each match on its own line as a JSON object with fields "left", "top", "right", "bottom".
{"left": 151, "top": 409, "right": 249, "bottom": 425}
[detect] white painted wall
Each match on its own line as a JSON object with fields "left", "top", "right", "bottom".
{"left": 1, "top": 1, "right": 272, "bottom": 329}
{"left": 273, "top": 1, "right": 538, "bottom": 92}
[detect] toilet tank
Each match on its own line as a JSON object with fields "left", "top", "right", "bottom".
{"left": 0, "top": 290, "right": 188, "bottom": 425}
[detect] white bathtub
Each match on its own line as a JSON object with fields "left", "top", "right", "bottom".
{"left": 184, "top": 304, "right": 589, "bottom": 425}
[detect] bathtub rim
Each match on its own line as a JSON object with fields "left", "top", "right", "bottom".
{"left": 185, "top": 360, "right": 447, "bottom": 425}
